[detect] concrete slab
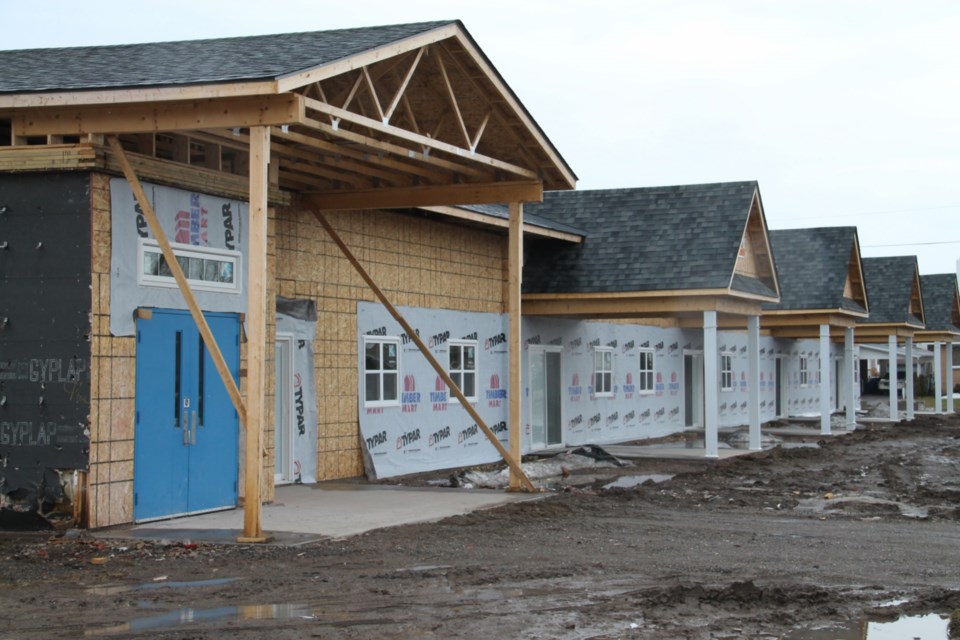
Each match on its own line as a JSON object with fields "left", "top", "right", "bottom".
{"left": 763, "top": 426, "right": 852, "bottom": 437}
{"left": 96, "top": 484, "right": 542, "bottom": 545}
{"left": 601, "top": 444, "right": 755, "bottom": 460}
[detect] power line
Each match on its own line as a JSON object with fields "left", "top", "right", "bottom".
{"left": 778, "top": 203, "right": 960, "bottom": 223}
{"left": 861, "top": 240, "right": 960, "bottom": 248}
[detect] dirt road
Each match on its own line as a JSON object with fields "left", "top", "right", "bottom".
{"left": 4, "top": 414, "right": 960, "bottom": 638}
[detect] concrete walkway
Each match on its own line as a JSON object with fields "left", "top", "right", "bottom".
{"left": 97, "top": 483, "right": 541, "bottom": 545}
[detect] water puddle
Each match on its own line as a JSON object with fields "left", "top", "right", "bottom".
{"left": 603, "top": 474, "right": 674, "bottom": 489}
{"left": 85, "top": 577, "right": 238, "bottom": 596}
{"left": 784, "top": 612, "right": 948, "bottom": 639}
{"left": 780, "top": 442, "right": 821, "bottom": 449}
{"left": 84, "top": 603, "right": 314, "bottom": 636}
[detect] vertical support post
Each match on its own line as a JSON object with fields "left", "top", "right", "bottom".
{"left": 905, "top": 337, "right": 915, "bottom": 419}
{"left": 819, "top": 324, "right": 831, "bottom": 436}
{"left": 747, "top": 315, "right": 761, "bottom": 450}
{"left": 844, "top": 327, "right": 857, "bottom": 430}
{"left": 703, "top": 311, "right": 719, "bottom": 458}
{"left": 947, "top": 341, "right": 955, "bottom": 414}
{"left": 933, "top": 340, "right": 943, "bottom": 414}
{"left": 507, "top": 201, "right": 523, "bottom": 491}
{"left": 240, "top": 125, "right": 270, "bottom": 543}
{"left": 888, "top": 335, "right": 899, "bottom": 421}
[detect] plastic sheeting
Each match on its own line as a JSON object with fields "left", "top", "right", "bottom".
{"left": 276, "top": 298, "right": 318, "bottom": 484}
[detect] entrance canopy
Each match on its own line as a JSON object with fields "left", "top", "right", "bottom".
{"left": 856, "top": 256, "right": 925, "bottom": 344}
{"left": 521, "top": 181, "right": 780, "bottom": 322}
{"left": 761, "top": 226, "right": 868, "bottom": 339}
{"left": 0, "top": 20, "right": 575, "bottom": 207}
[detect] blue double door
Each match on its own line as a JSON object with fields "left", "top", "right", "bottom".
{"left": 134, "top": 309, "right": 240, "bottom": 521}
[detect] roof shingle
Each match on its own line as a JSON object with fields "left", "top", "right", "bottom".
{"left": 860, "top": 256, "right": 923, "bottom": 326}
{"left": 919, "top": 274, "right": 960, "bottom": 332}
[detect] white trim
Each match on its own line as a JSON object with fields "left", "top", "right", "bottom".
{"left": 800, "top": 356, "right": 810, "bottom": 387}
{"left": 638, "top": 347, "right": 655, "bottom": 395}
{"left": 362, "top": 336, "right": 401, "bottom": 408}
{"left": 593, "top": 346, "right": 614, "bottom": 397}
{"left": 447, "top": 339, "right": 479, "bottom": 403}
{"left": 274, "top": 332, "right": 295, "bottom": 485}
{"left": 720, "top": 353, "right": 734, "bottom": 391}
{"left": 138, "top": 238, "right": 241, "bottom": 294}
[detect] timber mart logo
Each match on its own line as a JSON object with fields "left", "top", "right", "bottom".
{"left": 486, "top": 374, "right": 507, "bottom": 407}
{"left": 568, "top": 373, "right": 582, "bottom": 402}
{"left": 740, "top": 371, "right": 748, "bottom": 392}
{"left": 669, "top": 372, "right": 680, "bottom": 396}
{"left": 430, "top": 377, "right": 448, "bottom": 411}
{"left": 428, "top": 426, "right": 451, "bottom": 448}
{"left": 175, "top": 194, "right": 209, "bottom": 245}
{"left": 485, "top": 332, "right": 507, "bottom": 351}
{"left": 655, "top": 372, "right": 665, "bottom": 397}
{"left": 402, "top": 375, "right": 421, "bottom": 413}
{"left": 623, "top": 373, "right": 635, "bottom": 398}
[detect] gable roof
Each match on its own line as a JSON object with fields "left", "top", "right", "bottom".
{"left": 522, "top": 181, "right": 778, "bottom": 298}
{"left": 919, "top": 274, "right": 960, "bottom": 334}
{"left": 0, "top": 22, "right": 455, "bottom": 94}
{"left": 764, "top": 227, "right": 868, "bottom": 315}
{"left": 860, "top": 256, "right": 925, "bottom": 327}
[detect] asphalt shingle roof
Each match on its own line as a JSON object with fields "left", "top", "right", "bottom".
{"left": 919, "top": 274, "right": 960, "bottom": 332}
{"left": 522, "top": 182, "right": 765, "bottom": 295}
{"left": 860, "top": 256, "right": 923, "bottom": 326}
{"left": 0, "top": 21, "right": 455, "bottom": 93}
{"left": 764, "top": 227, "right": 866, "bottom": 313}
{"left": 459, "top": 203, "right": 587, "bottom": 237}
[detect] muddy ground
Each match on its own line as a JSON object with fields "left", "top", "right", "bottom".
{"left": 4, "top": 413, "right": 960, "bottom": 639}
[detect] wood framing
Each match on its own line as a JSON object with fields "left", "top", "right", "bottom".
{"left": 420, "top": 205, "right": 583, "bottom": 242}
{"left": 305, "top": 180, "right": 543, "bottom": 210}
{"left": 522, "top": 294, "right": 765, "bottom": 319}
{"left": 507, "top": 202, "right": 523, "bottom": 491}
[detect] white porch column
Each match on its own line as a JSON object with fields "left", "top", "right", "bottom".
{"left": 845, "top": 327, "right": 857, "bottom": 430}
{"left": 947, "top": 342, "right": 955, "bottom": 414}
{"left": 819, "top": 324, "right": 832, "bottom": 435}
{"left": 905, "top": 337, "right": 915, "bottom": 419}
{"left": 888, "top": 335, "right": 899, "bottom": 421}
{"left": 933, "top": 341, "right": 943, "bottom": 414}
{"left": 747, "top": 315, "right": 761, "bottom": 450}
{"left": 704, "top": 311, "right": 719, "bottom": 458}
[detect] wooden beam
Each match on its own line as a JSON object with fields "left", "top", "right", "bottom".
{"left": 304, "top": 180, "right": 543, "bottom": 210}
{"left": 508, "top": 201, "right": 523, "bottom": 491}
{"left": 522, "top": 295, "right": 763, "bottom": 318}
{"left": 360, "top": 67, "right": 385, "bottom": 122}
{"left": 303, "top": 96, "right": 538, "bottom": 179}
{"left": 309, "top": 207, "right": 536, "bottom": 492}
{"left": 13, "top": 94, "right": 305, "bottom": 136}
{"left": 384, "top": 47, "right": 425, "bottom": 123}
{"left": 435, "top": 51, "right": 471, "bottom": 149}
{"left": 239, "top": 125, "right": 271, "bottom": 544}
{"left": 0, "top": 80, "right": 279, "bottom": 109}
{"left": 106, "top": 136, "right": 247, "bottom": 424}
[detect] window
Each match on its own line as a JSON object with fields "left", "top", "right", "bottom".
{"left": 638, "top": 348, "right": 655, "bottom": 394}
{"left": 364, "top": 337, "right": 400, "bottom": 406}
{"left": 720, "top": 354, "right": 734, "bottom": 391}
{"left": 139, "top": 238, "right": 240, "bottom": 293}
{"left": 800, "top": 357, "right": 809, "bottom": 387}
{"left": 448, "top": 340, "right": 478, "bottom": 402}
{"left": 593, "top": 347, "right": 614, "bottom": 397}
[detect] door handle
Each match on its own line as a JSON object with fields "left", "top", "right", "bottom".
{"left": 190, "top": 410, "right": 197, "bottom": 445}
{"left": 182, "top": 408, "right": 189, "bottom": 445}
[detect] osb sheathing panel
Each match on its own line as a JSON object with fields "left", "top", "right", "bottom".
{"left": 272, "top": 204, "right": 507, "bottom": 482}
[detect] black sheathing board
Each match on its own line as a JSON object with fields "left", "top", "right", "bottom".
{"left": 0, "top": 172, "right": 92, "bottom": 514}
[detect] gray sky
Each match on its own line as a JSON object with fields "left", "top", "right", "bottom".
{"left": 5, "top": 0, "right": 959, "bottom": 275}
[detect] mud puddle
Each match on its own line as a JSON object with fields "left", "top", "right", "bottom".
{"left": 784, "top": 612, "right": 949, "bottom": 639}
{"left": 603, "top": 474, "right": 674, "bottom": 489}
{"left": 85, "top": 576, "right": 237, "bottom": 595}
{"left": 85, "top": 603, "right": 315, "bottom": 636}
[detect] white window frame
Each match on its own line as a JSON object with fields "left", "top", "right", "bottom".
{"left": 720, "top": 353, "right": 734, "bottom": 391}
{"left": 363, "top": 336, "right": 401, "bottom": 408}
{"left": 593, "top": 347, "right": 614, "bottom": 397}
{"left": 138, "top": 238, "right": 241, "bottom": 293}
{"left": 638, "top": 348, "right": 655, "bottom": 395}
{"left": 800, "top": 356, "right": 810, "bottom": 387}
{"left": 448, "top": 339, "right": 479, "bottom": 402}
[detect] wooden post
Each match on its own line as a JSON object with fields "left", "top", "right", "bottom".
{"left": 507, "top": 202, "right": 523, "bottom": 490}
{"left": 239, "top": 125, "right": 270, "bottom": 543}
{"left": 310, "top": 209, "right": 536, "bottom": 492}
{"left": 106, "top": 137, "right": 246, "bottom": 421}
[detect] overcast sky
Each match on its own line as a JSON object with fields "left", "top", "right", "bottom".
{"left": 5, "top": 0, "right": 959, "bottom": 275}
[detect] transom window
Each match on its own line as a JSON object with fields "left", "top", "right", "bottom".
{"left": 638, "top": 348, "right": 655, "bottom": 394}
{"left": 593, "top": 347, "right": 614, "bottom": 397}
{"left": 448, "top": 340, "right": 478, "bottom": 402}
{"left": 720, "top": 354, "right": 734, "bottom": 391}
{"left": 139, "top": 238, "right": 240, "bottom": 293}
{"left": 364, "top": 337, "right": 400, "bottom": 407}
{"left": 800, "top": 356, "right": 809, "bottom": 387}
